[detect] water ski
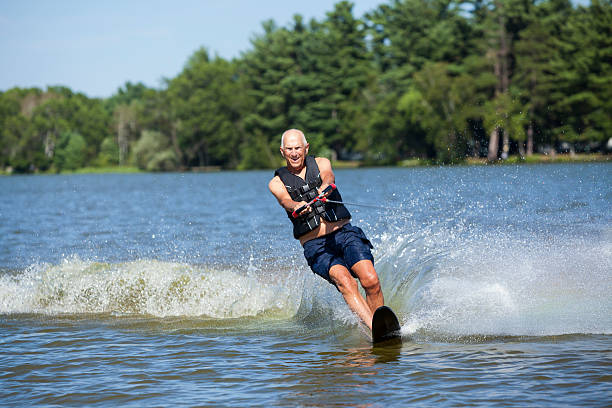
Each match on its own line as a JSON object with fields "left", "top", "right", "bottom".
{"left": 372, "top": 306, "right": 401, "bottom": 344}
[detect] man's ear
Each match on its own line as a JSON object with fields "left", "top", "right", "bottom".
{"left": 279, "top": 147, "right": 285, "bottom": 157}
{"left": 305, "top": 143, "right": 310, "bottom": 154}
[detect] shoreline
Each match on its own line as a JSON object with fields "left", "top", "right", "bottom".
{"left": 340, "top": 153, "right": 611, "bottom": 169}
{"left": 1, "top": 153, "right": 609, "bottom": 175}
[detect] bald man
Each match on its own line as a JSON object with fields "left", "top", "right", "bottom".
{"left": 268, "top": 129, "right": 384, "bottom": 329}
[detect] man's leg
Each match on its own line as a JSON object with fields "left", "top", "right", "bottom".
{"left": 350, "top": 260, "right": 384, "bottom": 314}
{"left": 329, "top": 264, "right": 374, "bottom": 329}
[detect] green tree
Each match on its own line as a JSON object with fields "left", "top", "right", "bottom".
{"left": 113, "top": 102, "right": 141, "bottom": 165}
{"left": 108, "top": 82, "right": 170, "bottom": 166}
{"left": 368, "top": 0, "right": 474, "bottom": 87}
{"left": 167, "top": 48, "right": 247, "bottom": 168}
{"left": 514, "top": 19, "right": 554, "bottom": 155}
{"left": 29, "top": 94, "right": 70, "bottom": 169}
{"left": 132, "top": 130, "right": 177, "bottom": 171}
{"left": 311, "top": 2, "right": 373, "bottom": 157}
{"left": 240, "top": 20, "right": 298, "bottom": 167}
{"left": 454, "top": 0, "right": 535, "bottom": 160}
{"left": 410, "top": 62, "right": 487, "bottom": 162}
{"left": 54, "top": 131, "right": 87, "bottom": 171}
{"left": 0, "top": 89, "right": 25, "bottom": 169}
{"left": 548, "top": 0, "right": 612, "bottom": 150}
{"left": 37, "top": 87, "right": 110, "bottom": 162}
{"left": 96, "top": 137, "right": 120, "bottom": 166}
{"left": 105, "top": 81, "right": 150, "bottom": 113}
{"left": 364, "top": 0, "right": 476, "bottom": 162}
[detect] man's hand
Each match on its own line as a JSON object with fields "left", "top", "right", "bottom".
{"left": 292, "top": 201, "right": 312, "bottom": 218}
{"left": 294, "top": 201, "right": 310, "bottom": 213}
{"left": 318, "top": 183, "right": 336, "bottom": 198}
{"left": 318, "top": 184, "right": 330, "bottom": 196}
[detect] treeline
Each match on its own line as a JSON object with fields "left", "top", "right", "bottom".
{"left": 1, "top": 0, "right": 610, "bottom": 173}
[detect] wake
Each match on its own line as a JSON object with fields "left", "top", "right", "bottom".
{"left": 0, "top": 258, "right": 304, "bottom": 319}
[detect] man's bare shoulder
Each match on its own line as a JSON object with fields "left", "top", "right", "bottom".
{"left": 268, "top": 175, "right": 284, "bottom": 194}
{"left": 315, "top": 157, "right": 332, "bottom": 171}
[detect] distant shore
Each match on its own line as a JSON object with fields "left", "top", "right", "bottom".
{"left": 337, "top": 153, "right": 610, "bottom": 169}
{"left": 1, "top": 153, "right": 609, "bottom": 175}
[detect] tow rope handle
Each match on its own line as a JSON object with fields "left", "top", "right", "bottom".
{"left": 291, "top": 183, "right": 336, "bottom": 218}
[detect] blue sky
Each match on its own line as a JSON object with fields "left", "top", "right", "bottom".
{"left": 0, "top": 0, "right": 384, "bottom": 98}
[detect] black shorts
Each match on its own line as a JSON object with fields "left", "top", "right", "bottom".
{"left": 302, "top": 223, "right": 374, "bottom": 284}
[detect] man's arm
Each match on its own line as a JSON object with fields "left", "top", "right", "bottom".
{"left": 269, "top": 176, "right": 307, "bottom": 213}
{"left": 315, "top": 157, "right": 335, "bottom": 195}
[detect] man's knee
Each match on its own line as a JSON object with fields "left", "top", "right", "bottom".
{"left": 360, "top": 272, "right": 381, "bottom": 294}
{"left": 330, "top": 267, "right": 358, "bottom": 293}
{"left": 352, "top": 260, "right": 381, "bottom": 293}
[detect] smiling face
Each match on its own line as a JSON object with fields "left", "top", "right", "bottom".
{"left": 280, "top": 130, "right": 309, "bottom": 173}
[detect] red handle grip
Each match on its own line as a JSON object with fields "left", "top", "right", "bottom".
{"left": 321, "top": 183, "right": 336, "bottom": 196}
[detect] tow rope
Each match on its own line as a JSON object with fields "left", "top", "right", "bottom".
{"left": 292, "top": 183, "right": 397, "bottom": 218}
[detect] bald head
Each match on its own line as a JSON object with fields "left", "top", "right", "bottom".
{"left": 279, "top": 129, "right": 309, "bottom": 170}
{"left": 281, "top": 129, "right": 307, "bottom": 148}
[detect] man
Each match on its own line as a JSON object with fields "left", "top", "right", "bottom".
{"left": 268, "top": 129, "right": 384, "bottom": 329}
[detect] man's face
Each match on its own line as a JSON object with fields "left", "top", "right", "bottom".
{"left": 281, "top": 133, "right": 309, "bottom": 171}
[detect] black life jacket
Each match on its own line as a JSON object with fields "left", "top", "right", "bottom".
{"left": 275, "top": 156, "right": 351, "bottom": 239}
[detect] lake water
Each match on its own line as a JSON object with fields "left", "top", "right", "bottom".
{"left": 1, "top": 163, "right": 610, "bottom": 406}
